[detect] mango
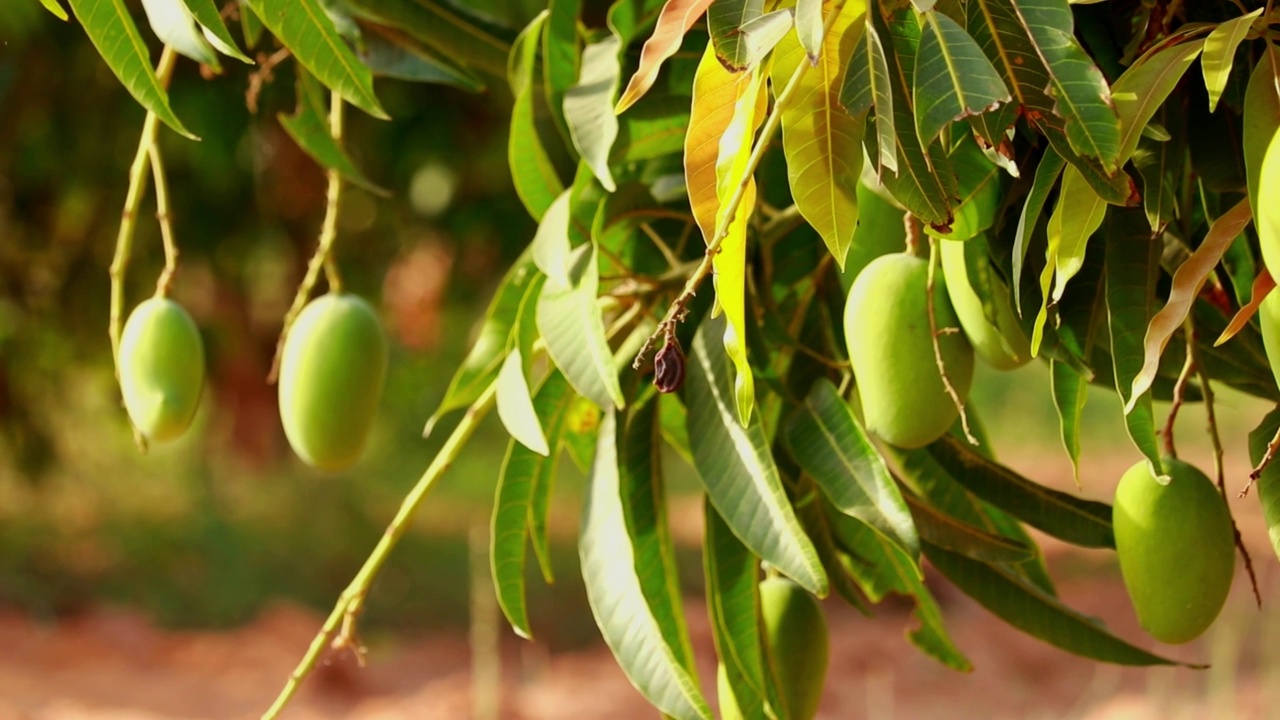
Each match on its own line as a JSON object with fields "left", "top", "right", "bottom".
{"left": 716, "top": 663, "right": 744, "bottom": 720}
{"left": 1113, "top": 458, "right": 1235, "bottom": 644}
{"left": 1259, "top": 288, "right": 1280, "bottom": 389}
{"left": 842, "top": 179, "right": 907, "bottom": 289}
{"left": 940, "top": 236, "right": 1031, "bottom": 370}
{"left": 845, "top": 253, "right": 974, "bottom": 448}
{"left": 1254, "top": 93, "right": 1280, "bottom": 279}
{"left": 278, "top": 293, "right": 387, "bottom": 472}
{"left": 761, "top": 577, "right": 828, "bottom": 720}
{"left": 118, "top": 297, "right": 205, "bottom": 444}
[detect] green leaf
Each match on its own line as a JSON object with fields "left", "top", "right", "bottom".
{"left": 1011, "top": 149, "right": 1064, "bottom": 315}
{"left": 926, "top": 135, "right": 1001, "bottom": 242}
{"left": 508, "top": 11, "right": 566, "bottom": 221}
{"left": 706, "top": 0, "right": 763, "bottom": 71}
{"left": 38, "top": 0, "right": 69, "bottom": 21}
{"left": 564, "top": 34, "right": 623, "bottom": 192}
{"left": 496, "top": 349, "right": 550, "bottom": 456}
{"left": 612, "top": 93, "right": 690, "bottom": 163}
{"left": 1031, "top": 165, "right": 1104, "bottom": 355}
{"left": 1249, "top": 406, "right": 1280, "bottom": 564}
{"left": 784, "top": 379, "right": 919, "bottom": 558}
{"left": 534, "top": 196, "right": 626, "bottom": 410}
{"left": 579, "top": 410, "right": 713, "bottom": 720}
{"left": 239, "top": 0, "right": 263, "bottom": 49}
{"left": 424, "top": 254, "right": 544, "bottom": 437}
{"left": 342, "top": 0, "right": 511, "bottom": 80}
{"left": 358, "top": 24, "right": 485, "bottom": 89}
{"left": 491, "top": 371, "right": 575, "bottom": 638}
{"left": 1132, "top": 104, "right": 1183, "bottom": 232}
{"left": 544, "top": 0, "right": 582, "bottom": 144}
{"left": 735, "top": 8, "right": 795, "bottom": 70}
{"left": 826, "top": 507, "right": 971, "bottom": 671}
{"left": 1049, "top": 359, "right": 1087, "bottom": 484}
{"left": 913, "top": 10, "right": 1010, "bottom": 151}
{"left": 1112, "top": 38, "right": 1204, "bottom": 164}
{"left": 278, "top": 68, "right": 388, "bottom": 195}
{"left": 686, "top": 316, "right": 828, "bottom": 595}
{"left": 65, "top": 0, "right": 197, "bottom": 139}
{"left": 795, "top": 0, "right": 823, "bottom": 63}
{"left": 905, "top": 494, "right": 1036, "bottom": 563}
{"left": 241, "top": 0, "right": 389, "bottom": 119}
{"left": 924, "top": 544, "right": 1190, "bottom": 666}
{"left": 924, "top": 434, "right": 1115, "bottom": 548}
{"left": 703, "top": 500, "right": 772, "bottom": 716}
{"left": 841, "top": 21, "right": 897, "bottom": 174}
{"left": 1202, "top": 9, "right": 1261, "bottom": 113}
{"left": 1103, "top": 209, "right": 1163, "bottom": 471}
{"left": 140, "top": 0, "right": 220, "bottom": 70}
{"left": 1244, "top": 53, "right": 1280, "bottom": 216}
{"left": 180, "top": 0, "right": 253, "bottom": 62}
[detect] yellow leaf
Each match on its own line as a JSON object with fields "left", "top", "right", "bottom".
{"left": 770, "top": 0, "right": 867, "bottom": 268}
{"left": 685, "top": 44, "right": 758, "bottom": 244}
{"left": 1217, "top": 270, "right": 1276, "bottom": 347}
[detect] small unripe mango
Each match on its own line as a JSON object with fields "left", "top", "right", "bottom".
{"left": 939, "top": 237, "right": 1031, "bottom": 370}
{"left": 845, "top": 253, "right": 974, "bottom": 448}
{"left": 1258, "top": 288, "right": 1280, "bottom": 390}
{"left": 1113, "top": 458, "right": 1234, "bottom": 644}
{"left": 761, "top": 577, "right": 828, "bottom": 720}
{"left": 278, "top": 293, "right": 387, "bottom": 472}
{"left": 119, "top": 298, "right": 205, "bottom": 444}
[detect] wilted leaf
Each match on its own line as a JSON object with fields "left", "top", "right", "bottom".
{"left": 1127, "top": 197, "right": 1253, "bottom": 410}
{"left": 1217, "top": 270, "right": 1276, "bottom": 346}
{"left": 564, "top": 34, "right": 623, "bottom": 191}
{"left": 913, "top": 10, "right": 1010, "bottom": 151}
{"left": 1202, "top": 9, "right": 1261, "bottom": 113}
{"left": 616, "top": 0, "right": 715, "bottom": 113}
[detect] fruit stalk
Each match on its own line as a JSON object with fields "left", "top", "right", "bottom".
{"left": 631, "top": 0, "right": 846, "bottom": 370}
{"left": 262, "top": 379, "right": 499, "bottom": 720}
{"left": 269, "top": 92, "right": 347, "bottom": 384}
{"left": 927, "top": 238, "right": 977, "bottom": 445}
{"left": 109, "top": 45, "right": 180, "bottom": 451}
{"left": 148, "top": 143, "right": 179, "bottom": 298}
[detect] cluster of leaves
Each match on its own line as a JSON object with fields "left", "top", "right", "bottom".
{"left": 43, "top": 0, "right": 1280, "bottom": 716}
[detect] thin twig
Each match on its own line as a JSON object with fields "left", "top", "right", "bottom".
{"left": 245, "top": 47, "right": 291, "bottom": 114}
{"left": 638, "top": 222, "right": 682, "bottom": 269}
{"left": 1246, "top": 424, "right": 1280, "bottom": 491}
{"left": 631, "top": 0, "right": 847, "bottom": 370}
{"left": 268, "top": 93, "right": 346, "bottom": 384}
{"left": 149, "top": 144, "right": 180, "bottom": 298}
{"left": 262, "top": 379, "right": 500, "bottom": 720}
{"left": 1160, "top": 345, "right": 1196, "bottom": 459}
{"left": 109, "top": 46, "right": 180, "bottom": 452}
{"left": 927, "top": 238, "right": 977, "bottom": 445}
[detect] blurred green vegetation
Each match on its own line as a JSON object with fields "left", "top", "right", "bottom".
{"left": 0, "top": 0, "right": 1272, "bottom": 651}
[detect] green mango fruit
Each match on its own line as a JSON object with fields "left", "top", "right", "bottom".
{"left": 1113, "top": 458, "right": 1235, "bottom": 644}
{"left": 118, "top": 297, "right": 205, "bottom": 444}
{"left": 845, "top": 253, "right": 975, "bottom": 448}
{"left": 841, "top": 179, "right": 907, "bottom": 289}
{"left": 716, "top": 662, "right": 745, "bottom": 720}
{"left": 1258, "top": 288, "right": 1280, "bottom": 389}
{"left": 761, "top": 577, "right": 828, "bottom": 720}
{"left": 278, "top": 293, "right": 388, "bottom": 472}
{"left": 1257, "top": 120, "right": 1280, "bottom": 279}
{"left": 940, "top": 236, "right": 1031, "bottom": 370}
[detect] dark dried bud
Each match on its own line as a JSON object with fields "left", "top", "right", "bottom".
{"left": 653, "top": 337, "right": 686, "bottom": 393}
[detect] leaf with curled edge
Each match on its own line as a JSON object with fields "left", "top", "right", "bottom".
{"left": 913, "top": 10, "right": 1010, "bottom": 152}
{"left": 1217, "top": 270, "right": 1276, "bottom": 346}
{"left": 615, "top": 0, "right": 715, "bottom": 113}
{"left": 1127, "top": 197, "right": 1253, "bottom": 411}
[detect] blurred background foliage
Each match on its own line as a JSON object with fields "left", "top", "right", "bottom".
{"left": 0, "top": 0, "right": 1269, "bottom": 655}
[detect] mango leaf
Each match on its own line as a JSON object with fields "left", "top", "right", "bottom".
{"left": 924, "top": 544, "right": 1190, "bottom": 666}
{"left": 734, "top": 8, "right": 795, "bottom": 70}
{"left": 580, "top": 410, "right": 713, "bottom": 720}
{"left": 1202, "top": 9, "right": 1261, "bottom": 113}
{"left": 770, "top": 0, "right": 865, "bottom": 268}
{"left": 564, "top": 34, "right": 623, "bottom": 192}
{"left": 613, "top": 94, "right": 690, "bottom": 163}
{"left": 278, "top": 68, "right": 388, "bottom": 195}
{"left": 241, "top": 0, "right": 389, "bottom": 119}
{"left": 925, "top": 434, "right": 1114, "bottom": 548}
{"left": 544, "top": 0, "right": 582, "bottom": 144}
{"left": 1244, "top": 54, "right": 1280, "bottom": 215}
{"left": 784, "top": 379, "right": 919, "bottom": 558}
{"left": 841, "top": 21, "right": 897, "bottom": 174}
{"left": 180, "top": 0, "right": 252, "bottom": 62}
{"left": 686, "top": 316, "right": 828, "bottom": 595}
{"left": 1012, "top": 148, "right": 1064, "bottom": 314}
{"left": 65, "top": 0, "right": 197, "bottom": 139}
{"left": 356, "top": 24, "right": 485, "bottom": 89}
{"left": 1104, "top": 210, "right": 1162, "bottom": 471}
{"left": 1127, "top": 197, "right": 1253, "bottom": 409}
{"left": 424, "top": 254, "right": 543, "bottom": 436}
{"left": 1132, "top": 104, "right": 1183, "bottom": 232}
{"left": 905, "top": 494, "right": 1036, "bottom": 563}
{"left": 534, "top": 191, "right": 626, "bottom": 411}
{"left": 1113, "top": 39, "right": 1205, "bottom": 163}
{"left": 341, "top": 0, "right": 510, "bottom": 80}
{"left": 38, "top": 0, "right": 69, "bottom": 20}
{"left": 615, "top": 0, "right": 715, "bottom": 113}
{"left": 139, "top": 0, "right": 220, "bottom": 70}
{"left": 1049, "top": 359, "right": 1087, "bottom": 486}
{"left": 496, "top": 349, "right": 550, "bottom": 456}
{"left": 509, "top": 11, "right": 566, "bottom": 221}
{"left": 685, "top": 43, "right": 752, "bottom": 241}
{"left": 826, "top": 506, "right": 971, "bottom": 671}
{"left": 239, "top": 0, "right": 263, "bottom": 49}
{"left": 795, "top": 0, "right": 823, "bottom": 63}
{"left": 913, "top": 10, "right": 1009, "bottom": 151}
{"left": 706, "top": 0, "right": 763, "bottom": 71}
{"left": 926, "top": 136, "right": 1001, "bottom": 242}
{"left": 491, "top": 371, "right": 575, "bottom": 638}
{"left": 1217, "top": 270, "right": 1276, "bottom": 346}
{"left": 1249, "top": 406, "right": 1280, "bottom": 564}
{"left": 704, "top": 500, "right": 773, "bottom": 715}
{"left": 1030, "top": 166, "right": 1105, "bottom": 354}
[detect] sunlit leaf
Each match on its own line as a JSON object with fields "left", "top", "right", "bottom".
{"left": 1244, "top": 54, "right": 1280, "bottom": 215}
{"left": 1217, "top": 270, "right": 1276, "bottom": 346}
{"left": 613, "top": 93, "right": 690, "bottom": 163}
{"left": 615, "top": 0, "right": 715, "bottom": 113}
{"left": 684, "top": 42, "right": 753, "bottom": 242}
{"left": 913, "top": 10, "right": 1009, "bottom": 151}
{"left": 1202, "top": 9, "right": 1261, "bottom": 113}
{"left": 795, "top": 0, "right": 823, "bottom": 63}
{"left": 278, "top": 68, "right": 388, "bottom": 195}
{"left": 1128, "top": 197, "right": 1253, "bottom": 409}
{"left": 496, "top": 349, "right": 550, "bottom": 456}
{"left": 564, "top": 34, "right": 623, "bottom": 191}
{"left": 508, "top": 11, "right": 566, "bottom": 221}
{"left": 241, "top": 0, "right": 389, "bottom": 119}
{"left": 771, "top": 0, "right": 865, "bottom": 267}
{"left": 141, "top": 0, "right": 221, "bottom": 70}
{"left": 1030, "top": 166, "right": 1105, "bottom": 355}
{"left": 580, "top": 410, "right": 713, "bottom": 720}
{"left": 65, "top": 0, "right": 197, "bottom": 139}
{"left": 706, "top": 0, "right": 763, "bottom": 71}
{"left": 176, "top": 0, "right": 252, "bottom": 63}
{"left": 841, "top": 21, "right": 897, "bottom": 174}
{"left": 1012, "top": 148, "right": 1064, "bottom": 315}
{"left": 735, "top": 8, "right": 795, "bottom": 70}
{"left": 686, "top": 316, "right": 828, "bottom": 595}
{"left": 38, "top": 0, "right": 69, "bottom": 21}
